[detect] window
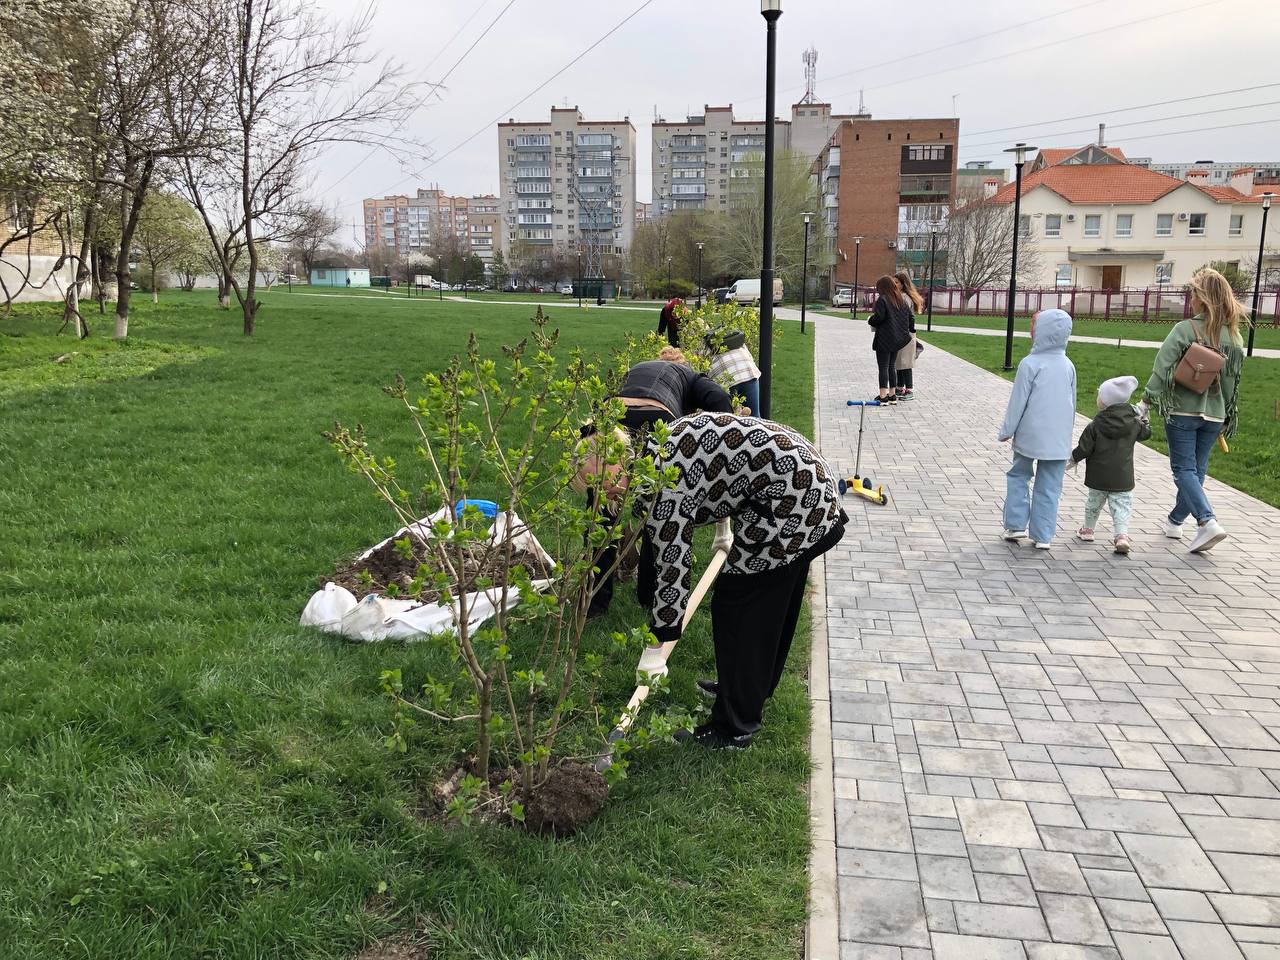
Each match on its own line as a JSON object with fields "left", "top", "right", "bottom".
{"left": 1084, "top": 214, "right": 1101, "bottom": 238}
{"left": 1019, "top": 214, "right": 1031, "bottom": 237}
{"left": 1055, "top": 264, "right": 1073, "bottom": 286}
{"left": 1155, "top": 262, "right": 1173, "bottom": 284}
{"left": 1044, "top": 214, "right": 1062, "bottom": 237}
{"left": 907, "top": 145, "right": 947, "bottom": 161}
{"left": 516, "top": 134, "right": 550, "bottom": 147}
{"left": 1189, "top": 213, "right": 1206, "bottom": 236}
{"left": 1230, "top": 214, "right": 1243, "bottom": 236}
{"left": 1115, "top": 214, "right": 1133, "bottom": 237}
{"left": 316, "top": 269, "right": 327, "bottom": 279}
{"left": 1156, "top": 213, "right": 1173, "bottom": 236}
{"left": 577, "top": 133, "right": 612, "bottom": 146}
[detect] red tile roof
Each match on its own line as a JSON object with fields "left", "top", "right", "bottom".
{"left": 1191, "top": 184, "right": 1264, "bottom": 203}
{"left": 1037, "top": 145, "right": 1128, "bottom": 167}
{"left": 991, "top": 163, "right": 1184, "bottom": 204}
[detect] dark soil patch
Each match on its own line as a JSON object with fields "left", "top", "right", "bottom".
{"left": 329, "top": 536, "right": 552, "bottom": 601}
{"left": 523, "top": 760, "right": 610, "bottom": 837}
{"left": 354, "top": 929, "right": 431, "bottom": 960}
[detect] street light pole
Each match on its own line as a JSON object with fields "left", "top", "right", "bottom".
{"left": 1248, "top": 192, "right": 1273, "bottom": 357}
{"left": 667, "top": 255, "right": 672, "bottom": 284}
{"left": 1001, "top": 142, "right": 1037, "bottom": 370}
{"left": 696, "top": 241, "right": 704, "bottom": 310}
{"left": 851, "top": 236, "right": 862, "bottom": 319}
{"left": 578, "top": 252, "right": 583, "bottom": 308}
{"left": 926, "top": 223, "right": 938, "bottom": 332}
{"left": 801, "top": 211, "right": 813, "bottom": 335}
{"left": 758, "top": 0, "right": 782, "bottom": 418}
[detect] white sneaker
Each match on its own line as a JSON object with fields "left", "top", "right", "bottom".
{"left": 1002, "top": 529, "right": 1028, "bottom": 541}
{"left": 1189, "top": 519, "right": 1228, "bottom": 554}
{"left": 1035, "top": 542, "right": 1052, "bottom": 550}
{"left": 1160, "top": 518, "right": 1184, "bottom": 539}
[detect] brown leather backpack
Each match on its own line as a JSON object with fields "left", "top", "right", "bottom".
{"left": 1174, "top": 318, "right": 1226, "bottom": 394}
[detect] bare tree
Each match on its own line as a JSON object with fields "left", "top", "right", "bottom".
{"left": 179, "top": 0, "right": 420, "bottom": 335}
{"left": 945, "top": 183, "right": 1041, "bottom": 307}
{"left": 285, "top": 200, "right": 341, "bottom": 278}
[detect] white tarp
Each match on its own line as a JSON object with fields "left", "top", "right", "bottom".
{"left": 300, "top": 507, "right": 555, "bottom": 642}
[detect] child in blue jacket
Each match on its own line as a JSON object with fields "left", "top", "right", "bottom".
{"left": 997, "top": 308, "right": 1077, "bottom": 549}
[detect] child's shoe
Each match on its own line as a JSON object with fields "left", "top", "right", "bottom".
{"left": 899, "top": 389, "right": 914, "bottom": 401}
{"left": 1076, "top": 527, "right": 1095, "bottom": 542}
{"left": 1113, "top": 534, "right": 1131, "bottom": 555}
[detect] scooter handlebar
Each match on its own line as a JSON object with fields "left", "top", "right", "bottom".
{"left": 847, "top": 400, "right": 882, "bottom": 407}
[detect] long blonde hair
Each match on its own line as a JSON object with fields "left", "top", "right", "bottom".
{"left": 894, "top": 272, "right": 924, "bottom": 313}
{"left": 1189, "top": 267, "right": 1247, "bottom": 347}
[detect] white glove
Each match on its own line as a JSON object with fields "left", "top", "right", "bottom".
{"left": 636, "top": 643, "right": 669, "bottom": 682}
{"left": 1136, "top": 401, "right": 1150, "bottom": 421}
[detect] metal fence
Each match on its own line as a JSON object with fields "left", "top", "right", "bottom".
{"left": 835, "top": 284, "right": 1280, "bottom": 325}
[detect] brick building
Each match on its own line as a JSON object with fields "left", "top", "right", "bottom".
{"left": 362, "top": 188, "right": 502, "bottom": 268}
{"left": 816, "top": 117, "right": 960, "bottom": 291}
{"left": 1, "top": 197, "right": 77, "bottom": 303}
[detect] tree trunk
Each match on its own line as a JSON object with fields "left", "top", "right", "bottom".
{"left": 113, "top": 155, "right": 156, "bottom": 339}
{"left": 63, "top": 202, "right": 95, "bottom": 339}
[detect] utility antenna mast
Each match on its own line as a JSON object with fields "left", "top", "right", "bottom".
{"left": 568, "top": 133, "right": 629, "bottom": 299}
{"left": 800, "top": 46, "right": 819, "bottom": 103}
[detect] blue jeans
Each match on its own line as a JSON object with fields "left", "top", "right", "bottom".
{"left": 1165, "top": 415, "right": 1222, "bottom": 524}
{"left": 1004, "top": 453, "right": 1067, "bottom": 543}
{"left": 734, "top": 378, "right": 761, "bottom": 417}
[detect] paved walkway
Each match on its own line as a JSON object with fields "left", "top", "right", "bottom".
{"left": 813, "top": 317, "right": 1280, "bottom": 960}
{"left": 924, "top": 323, "right": 1280, "bottom": 361}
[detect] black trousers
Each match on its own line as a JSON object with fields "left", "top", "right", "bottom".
{"left": 708, "top": 558, "right": 812, "bottom": 737}
{"left": 586, "top": 405, "right": 667, "bottom": 616}
{"left": 874, "top": 348, "right": 898, "bottom": 390}
{"left": 897, "top": 367, "right": 913, "bottom": 389}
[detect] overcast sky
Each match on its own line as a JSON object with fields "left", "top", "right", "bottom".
{"left": 312, "top": 0, "right": 1279, "bottom": 230}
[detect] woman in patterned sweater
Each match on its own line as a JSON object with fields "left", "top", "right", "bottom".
{"left": 602, "top": 411, "right": 847, "bottom": 749}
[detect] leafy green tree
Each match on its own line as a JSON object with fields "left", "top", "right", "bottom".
{"left": 490, "top": 249, "right": 510, "bottom": 290}
{"left": 134, "top": 190, "right": 205, "bottom": 302}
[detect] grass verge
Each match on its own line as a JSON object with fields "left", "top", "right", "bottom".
{"left": 0, "top": 291, "right": 816, "bottom": 959}
{"left": 919, "top": 330, "right": 1280, "bottom": 509}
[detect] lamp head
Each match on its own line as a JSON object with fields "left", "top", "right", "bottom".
{"left": 696, "top": 241, "right": 704, "bottom": 250}
{"left": 853, "top": 235, "right": 863, "bottom": 245}
{"left": 1264, "top": 192, "right": 1274, "bottom": 210}
{"left": 1003, "top": 142, "right": 1037, "bottom": 166}
{"left": 761, "top": 0, "right": 781, "bottom": 12}
{"left": 802, "top": 211, "right": 813, "bottom": 224}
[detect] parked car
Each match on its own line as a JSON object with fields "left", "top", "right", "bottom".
{"left": 557, "top": 282, "right": 574, "bottom": 295}
{"left": 712, "top": 286, "right": 732, "bottom": 305}
{"left": 725, "top": 277, "right": 783, "bottom": 306}
{"left": 280, "top": 273, "right": 302, "bottom": 284}
{"left": 831, "top": 288, "right": 853, "bottom": 307}
{"left": 528, "top": 284, "right": 543, "bottom": 293}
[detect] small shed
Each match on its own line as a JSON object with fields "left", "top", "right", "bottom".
{"left": 310, "top": 267, "right": 370, "bottom": 287}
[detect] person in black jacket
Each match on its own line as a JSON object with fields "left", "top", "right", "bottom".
{"left": 867, "top": 275, "right": 913, "bottom": 404}
{"left": 586, "top": 350, "right": 734, "bottom": 617}
{"left": 1070, "top": 375, "right": 1151, "bottom": 555}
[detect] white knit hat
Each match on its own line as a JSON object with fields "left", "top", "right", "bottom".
{"left": 1098, "top": 375, "right": 1138, "bottom": 407}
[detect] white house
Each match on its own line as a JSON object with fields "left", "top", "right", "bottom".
{"left": 992, "top": 145, "right": 1276, "bottom": 289}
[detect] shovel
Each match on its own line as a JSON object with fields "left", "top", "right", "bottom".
{"left": 594, "top": 518, "right": 733, "bottom": 773}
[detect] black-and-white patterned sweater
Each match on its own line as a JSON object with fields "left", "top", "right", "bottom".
{"left": 638, "top": 412, "right": 846, "bottom": 641}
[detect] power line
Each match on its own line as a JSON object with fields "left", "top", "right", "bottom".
{"left": 962, "top": 116, "right": 1280, "bottom": 158}
{"left": 960, "top": 98, "right": 1280, "bottom": 152}
{"left": 341, "top": 0, "right": 660, "bottom": 210}
{"left": 963, "top": 82, "right": 1280, "bottom": 138}
{"left": 825, "top": 0, "right": 1226, "bottom": 104}
{"left": 317, "top": 0, "right": 521, "bottom": 197}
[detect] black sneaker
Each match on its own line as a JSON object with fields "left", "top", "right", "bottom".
{"left": 696, "top": 678, "right": 718, "bottom": 699}
{"left": 869, "top": 394, "right": 886, "bottom": 404}
{"left": 674, "top": 722, "right": 753, "bottom": 750}
{"left": 883, "top": 393, "right": 898, "bottom": 405}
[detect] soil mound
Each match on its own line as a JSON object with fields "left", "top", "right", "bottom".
{"left": 330, "top": 537, "right": 551, "bottom": 601}
{"left": 523, "top": 760, "right": 609, "bottom": 837}
{"left": 355, "top": 930, "right": 431, "bottom": 960}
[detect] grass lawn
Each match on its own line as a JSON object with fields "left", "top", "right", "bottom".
{"left": 918, "top": 330, "right": 1280, "bottom": 509}
{"left": 0, "top": 291, "right": 815, "bottom": 959}
{"left": 819, "top": 309, "right": 1280, "bottom": 349}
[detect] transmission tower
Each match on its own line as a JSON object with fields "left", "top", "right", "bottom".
{"left": 800, "top": 46, "right": 819, "bottom": 104}
{"left": 567, "top": 135, "right": 630, "bottom": 292}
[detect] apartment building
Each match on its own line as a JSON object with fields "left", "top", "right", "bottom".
{"left": 496, "top": 107, "right": 637, "bottom": 261}
{"left": 957, "top": 159, "right": 1008, "bottom": 199}
{"left": 1131, "top": 158, "right": 1280, "bottom": 189}
{"left": 650, "top": 102, "right": 860, "bottom": 217}
{"left": 635, "top": 201, "right": 650, "bottom": 228}
{"left": 991, "top": 145, "right": 1276, "bottom": 288}
{"left": 1, "top": 196, "right": 76, "bottom": 303}
{"left": 361, "top": 189, "right": 502, "bottom": 266}
{"left": 815, "top": 116, "right": 961, "bottom": 288}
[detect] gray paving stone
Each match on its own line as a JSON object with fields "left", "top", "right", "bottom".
{"left": 954, "top": 798, "right": 1042, "bottom": 849}
{"left": 1118, "top": 834, "right": 1229, "bottom": 891}
{"left": 1208, "top": 892, "right": 1280, "bottom": 925}
{"left": 1040, "top": 892, "right": 1114, "bottom": 945}
{"left": 1040, "top": 826, "right": 1125, "bottom": 857}
{"left": 1168, "top": 762, "right": 1280, "bottom": 797}
{"left": 969, "top": 845, "right": 1028, "bottom": 875}
{"left": 976, "top": 872, "right": 1038, "bottom": 906}
{"left": 1110, "top": 932, "right": 1181, "bottom": 958}
{"left": 1149, "top": 888, "right": 1219, "bottom": 922}
{"left": 1083, "top": 869, "right": 1150, "bottom": 902}
{"left": 1165, "top": 920, "right": 1246, "bottom": 960}
{"left": 914, "top": 827, "right": 968, "bottom": 857}
{"left": 918, "top": 854, "right": 979, "bottom": 902}
{"left": 838, "top": 876, "right": 931, "bottom": 947}
{"left": 1097, "top": 897, "right": 1167, "bottom": 934}
{"left": 1208, "top": 852, "right": 1280, "bottom": 895}
{"left": 1025, "top": 946, "right": 1121, "bottom": 960}
{"left": 953, "top": 901, "right": 1051, "bottom": 940}
{"left": 1074, "top": 798, "right": 1189, "bottom": 837}
{"left": 1023, "top": 850, "right": 1091, "bottom": 895}
{"left": 841, "top": 943, "right": 905, "bottom": 960}
{"left": 1184, "top": 814, "right": 1280, "bottom": 854}
{"left": 838, "top": 799, "right": 914, "bottom": 853}
{"left": 931, "top": 932, "right": 1027, "bottom": 960}
{"left": 920, "top": 745, "right": 1016, "bottom": 779}
{"left": 924, "top": 896, "right": 958, "bottom": 934}
{"left": 839, "top": 848, "right": 920, "bottom": 881}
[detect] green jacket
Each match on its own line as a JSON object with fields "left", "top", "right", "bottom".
{"left": 1072, "top": 403, "right": 1151, "bottom": 492}
{"left": 1142, "top": 317, "right": 1244, "bottom": 437}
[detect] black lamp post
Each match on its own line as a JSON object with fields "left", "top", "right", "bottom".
{"left": 800, "top": 211, "right": 813, "bottom": 335}
{"left": 666, "top": 255, "right": 672, "bottom": 284}
{"left": 925, "top": 221, "right": 939, "bottom": 332}
{"left": 1248, "top": 192, "right": 1274, "bottom": 357}
{"left": 850, "top": 235, "right": 862, "bottom": 319}
{"left": 696, "top": 241, "right": 704, "bottom": 309}
{"left": 577, "top": 252, "right": 583, "bottom": 308}
{"left": 758, "top": 0, "right": 781, "bottom": 418}
{"left": 1001, "top": 142, "right": 1037, "bottom": 371}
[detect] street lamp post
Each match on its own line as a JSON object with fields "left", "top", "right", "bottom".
{"left": 851, "top": 236, "right": 862, "bottom": 319}
{"left": 800, "top": 211, "right": 813, "bottom": 335}
{"left": 758, "top": 0, "right": 782, "bottom": 418}
{"left": 1001, "top": 142, "right": 1037, "bottom": 370}
{"left": 1248, "top": 192, "right": 1274, "bottom": 357}
{"left": 696, "top": 241, "right": 705, "bottom": 310}
{"left": 926, "top": 222, "right": 939, "bottom": 332}
{"left": 577, "top": 252, "right": 583, "bottom": 308}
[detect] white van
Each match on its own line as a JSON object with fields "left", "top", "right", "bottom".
{"left": 726, "top": 277, "right": 783, "bottom": 306}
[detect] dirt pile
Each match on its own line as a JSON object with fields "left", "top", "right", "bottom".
{"left": 330, "top": 537, "right": 552, "bottom": 602}
{"left": 522, "top": 761, "right": 610, "bottom": 837}
{"left": 354, "top": 929, "right": 431, "bottom": 960}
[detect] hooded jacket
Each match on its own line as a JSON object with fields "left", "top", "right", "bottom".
{"left": 997, "top": 309, "right": 1077, "bottom": 460}
{"left": 867, "top": 296, "right": 913, "bottom": 354}
{"left": 1072, "top": 404, "right": 1152, "bottom": 492}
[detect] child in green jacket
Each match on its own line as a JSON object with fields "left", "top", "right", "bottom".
{"left": 1071, "top": 376, "right": 1151, "bottom": 554}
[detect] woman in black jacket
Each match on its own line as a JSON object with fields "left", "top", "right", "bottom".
{"left": 867, "top": 275, "right": 913, "bottom": 404}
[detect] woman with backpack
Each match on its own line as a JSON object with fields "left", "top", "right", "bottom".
{"left": 867, "top": 275, "right": 914, "bottom": 404}
{"left": 1142, "top": 267, "right": 1246, "bottom": 553}
{"left": 893, "top": 272, "right": 923, "bottom": 401}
